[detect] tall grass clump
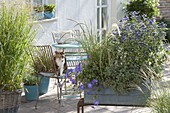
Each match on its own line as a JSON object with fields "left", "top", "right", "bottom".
{"left": 0, "top": 1, "right": 36, "bottom": 90}
{"left": 148, "top": 82, "right": 170, "bottom": 113}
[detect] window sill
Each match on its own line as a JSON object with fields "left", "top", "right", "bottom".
{"left": 33, "top": 17, "right": 58, "bottom": 24}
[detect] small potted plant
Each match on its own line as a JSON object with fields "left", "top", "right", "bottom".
{"left": 44, "top": 4, "right": 55, "bottom": 19}
{"left": 33, "top": 5, "right": 44, "bottom": 20}
{"left": 23, "top": 74, "right": 38, "bottom": 101}
{"left": 32, "top": 49, "right": 54, "bottom": 95}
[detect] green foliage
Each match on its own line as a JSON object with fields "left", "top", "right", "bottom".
{"left": 34, "top": 6, "right": 44, "bottom": 12}
{"left": 23, "top": 75, "right": 37, "bottom": 86}
{"left": 32, "top": 48, "right": 54, "bottom": 73}
{"left": 44, "top": 4, "right": 55, "bottom": 12}
{"left": 148, "top": 82, "right": 170, "bottom": 113}
{"left": 157, "top": 18, "right": 170, "bottom": 43}
{"left": 77, "top": 12, "right": 167, "bottom": 93}
{"left": 0, "top": 2, "right": 36, "bottom": 90}
{"left": 125, "top": 0, "right": 160, "bottom": 18}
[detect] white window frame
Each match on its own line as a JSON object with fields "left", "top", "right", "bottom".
{"left": 97, "top": 0, "right": 108, "bottom": 41}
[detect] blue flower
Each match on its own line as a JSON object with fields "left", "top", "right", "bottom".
{"left": 132, "top": 11, "right": 138, "bottom": 15}
{"left": 65, "top": 72, "right": 69, "bottom": 78}
{"left": 94, "top": 100, "right": 99, "bottom": 106}
{"left": 87, "top": 54, "right": 90, "bottom": 58}
{"left": 123, "top": 16, "right": 129, "bottom": 21}
{"left": 149, "top": 46, "right": 153, "bottom": 51}
{"left": 153, "top": 32, "right": 157, "bottom": 36}
{"left": 159, "top": 22, "right": 167, "bottom": 28}
{"left": 121, "top": 36, "right": 126, "bottom": 42}
{"left": 86, "top": 91, "right": 90, "bottom": 95}
{"left": 125, "top": 27, "right": 129, "bottom": 31}
{"left": 156, "top": 47, "right": 159, "bottom": 52}
{"left": 120, "top": 19, "right": 123, "bottom": 22}
{"left": 71, "top": 79, "right": 76, "bottom": 84}
{"left": 141, "top": 24, "right": 146, "bottom": 30}
{"left": 136, "top": 30, "right": 141, "bottom": 37}
{"left": 149, "top": 20, "right": 154, "bottom": 25}
{"left": 75, "top": 64, "right": 82, "bottom": 73}
{"left": 68, "top": 68, "right": 73, "bottom": 73}
{"left": 137, "top": 15, "right": 141, "bottom": 20}
{"left": 91, "top": 79, "right": 98, "bottom": 85}
{"left": 80, "top": 84, "right": 84, "bottom": 90}
{"left": 87, "top": 83, "right": 93, "bottom": 89}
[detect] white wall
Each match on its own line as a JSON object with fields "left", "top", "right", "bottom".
{"left": 33, "top": 18, "right": 58, "bottom": 45}
{"left": 111, "top": 0, "right": 127, "bottom": 24}
{"left": 56, "top": 0, "right": 81, "bottom": 31}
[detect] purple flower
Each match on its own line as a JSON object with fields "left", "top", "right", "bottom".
{"left": 71, "top": 79, "right": 76, "bottom": 84}
{"left": 132, "top": 11, "right": 138, "bottom": 15}
{"left": 75, "top": 63, "right": 82, "bottom": 73}
{"left": 91, "top": 79, "right": 98, "bottom": 85}
{"left": 65, "top": 72, "right": 69, "bottom": 78}
{"left": 87, "top": 54, "right": 90, "bottom": 59}
{"left": 87, "top": 83, "right": 93, "bottom": 89}
{"left": 125, "top": 27, "right": 129, "bottom": 31}
{"left": 94, "top": 100, "right": 99, "bottom": 106}
{"left": 80, "top": 84, "right": 84, "bottom": 90}
{"left": 141, "top": 24, "right": 146, "bottom": 29}
{"left": 153, "top": 32, "right": 157, "bottom": 36}
{"left": 123, "top": 16, "right": 129, "bottom": 21}
{"left": 137, "top": 15, "right": 141, "bottom": 20}
{"left": 159, "top": 22, "right": 167, "bottom": 28}
{"left": 149, "top": 20, "right": 154, "bottom": 25}
{"left": 156, "top": 47, "right": 159, "bottom": 52}
{"left": 121, "top": 36, "right": 126, "bottom": 42}
{"left": 149, "top": 46, "right": 153, "bottom": 51}
{"left": 68, "top": 68, "right": 73, "bottom": 73}
{"left": 86, "top": 91, "right": 90, "bottom": 95}
{"left": 135, "top": 30, "right": 141, "bottom": 37}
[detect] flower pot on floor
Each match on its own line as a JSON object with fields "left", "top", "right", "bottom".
{"left": 40, "top": 77, "right": 50, "bottom": 95}
{"left": 39, "top": 72, "right": 52, "bottom": 95}
{"left": 24, "top": 84, "right": 38, "bottom": 101}
{"left": 0, "top": 87, "right": 22, "bottom": 113}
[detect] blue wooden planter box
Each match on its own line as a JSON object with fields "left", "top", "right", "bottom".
{"left": 84, "top": 83, "right": 150, "bottom": 106}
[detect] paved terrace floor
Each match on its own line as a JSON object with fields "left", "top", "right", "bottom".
{"left": 18, "top": 77, "right": 153, "bottom": 113}
{"left": 18, "top": 54, "right": 170, "bottom": 113}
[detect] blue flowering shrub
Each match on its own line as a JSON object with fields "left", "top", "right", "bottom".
{"left": 65, "top": 12, "right": 167, "bottom": 105}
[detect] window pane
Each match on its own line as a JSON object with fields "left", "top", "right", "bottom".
{"left": 47, "top": 0, "right": 55, "bottom": 4}
{"left": 97, "top": 8, "right": 100, "bottom": 29}
{"left": 102, "top": 0, "right": 107, "bottom": 5}
{"left": 33, "top": 0, "right": 42, "bottom": 5}
{"left": 97, "top": 0, "right": 100, "bottom": 6}
{"left": 102, "top": 7, "right": 107, "bottom": 29}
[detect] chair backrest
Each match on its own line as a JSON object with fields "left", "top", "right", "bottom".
{"left": 51, "top": 31, "right": 73, "bottom": 44}
{"left": 31, "top": 45, "right": 58, "bottom": 74}
{"left": 52, "top": 30, "right": 82, "bottom": 44}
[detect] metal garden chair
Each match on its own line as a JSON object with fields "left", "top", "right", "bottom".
{"left": 30, "top": 45, "right": 63, "bottom": 113}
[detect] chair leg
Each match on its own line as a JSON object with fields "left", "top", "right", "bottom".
{"left": 35, "top": 77, "right": 42, "bottom": 109}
